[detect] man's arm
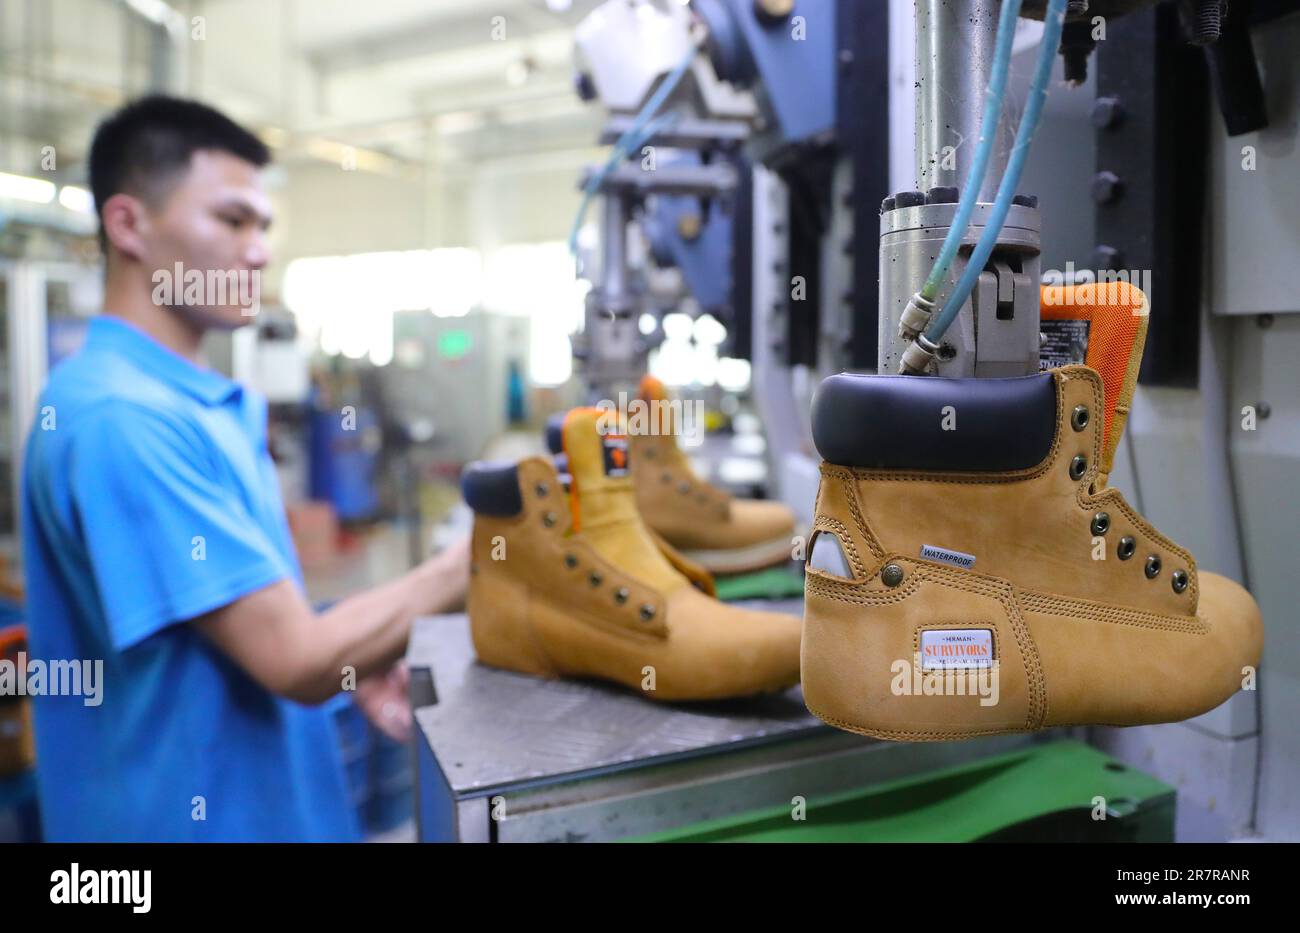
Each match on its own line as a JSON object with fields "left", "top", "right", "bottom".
{"left": 193, "top": 537, "right": 469, "bottom": 705}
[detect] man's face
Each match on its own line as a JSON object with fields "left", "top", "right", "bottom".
{"left": 139, "top": 149, "right": 272, "bottom": 330}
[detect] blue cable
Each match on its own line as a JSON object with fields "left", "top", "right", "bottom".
{"left": 567, "top": 46, "right": 698, "bottom": 256}
{"left": 925, "top": 0, "right": 1068, "bottom": 345}
{"left": 920, "top": 0, "right": 1022, "bottom": 302}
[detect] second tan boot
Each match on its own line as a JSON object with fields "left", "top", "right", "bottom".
{"left": 463, "top": 407, "right": 802, "bottom": 701}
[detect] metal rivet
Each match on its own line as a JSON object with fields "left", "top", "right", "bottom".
{"left": 614, "top": 587, "right": 629, "bottom": 604}
{"left": 535, "top": 482, "right": 549, "bottom": 497}
{"left": 1144, "top": 555, "right": 1162, "bottom": 579}
{"left": 564, "top": 553, "right": 578, "bottom": 569}
{"left": 639, "top": 604, "right": 657, "bottom": 622}
{"left": 1171, "top": 569, "right": 1189, "bottom": 593}
{"left": 1091, "top": 512, "right": 1110, "bottom": 535}
{"left": 589, "top": 571, "right": 603, "bottom": 587}
{"left": 678, "top": 482, "right": 691, "bottom": 495}
{"left": 1071, "top": 405, "right": 1089, "bottom": 431}
{"left": 1117, "top": 536, "right": 1135, "bottom": 560}
{"left": 542, "top": 511, "right": 557, "bottom": 528}
{"left": 881, "top": 563, "right": 904, "bottom": 587}
{"left": 1069, "top": 455, "right": 1087, "bottom": 480}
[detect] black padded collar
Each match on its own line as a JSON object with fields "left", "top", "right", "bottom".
{"left": 811, "top": 371, "right": 1058, "bottom": 472}
{"left": 461, "top": 460, "right": 524, "bottom": 516}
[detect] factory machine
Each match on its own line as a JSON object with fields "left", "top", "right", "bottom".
{"left": 410, "top": 0, "right": 1300, "bottom": 842}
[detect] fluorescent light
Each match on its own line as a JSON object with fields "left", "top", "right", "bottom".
{"left": 58, "top": 185, "right": 94, "bottom": 213}
{"left": 0, "top": 172, "right": 56, "bottom": 204}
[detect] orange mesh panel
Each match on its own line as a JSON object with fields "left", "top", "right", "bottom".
{"left": 1040, "top": 280, "right": 1149, "bottom": 480}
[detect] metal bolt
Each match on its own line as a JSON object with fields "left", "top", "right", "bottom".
{"left": 1091, "top": 171, "right": 1123, "bottom": 204}
{"left": 1072, "top": 405, "right": 1090, "bottom": 431}
{"left": 1091, "top": 96, "right": 1124, "bottom": 129}
{"left": 881, "top": 563, "right": 905, "bottom": 587}
{"left": 1257, "top": 402, "right": 1272, "bottom": 419}
{"left": 1145, "top": 555, "right": 1162, "bottom": 579}
{"left": 1092, "top": 245, "right": 1123, "bottom": 271}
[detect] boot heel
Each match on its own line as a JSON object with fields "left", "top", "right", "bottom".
{"left": 469, "top": 572, "right": 556, "bottom": 678}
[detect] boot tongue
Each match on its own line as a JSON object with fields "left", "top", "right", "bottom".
{"left": 561, "top": 407, "right": 685, "bottom": 593}
{"left": 1040, "top": 280, "right": 1149, "bottom": 487}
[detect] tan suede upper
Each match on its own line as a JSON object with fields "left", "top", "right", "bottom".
{"left": 802, "top": 365, "right": 1263, "bottom": 740}
{"left": 467, "top": 408, "right": 802, "bottom": 701}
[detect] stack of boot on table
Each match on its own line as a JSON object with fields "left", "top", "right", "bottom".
{"left": 460, "top": 282, "right": 1262, "bottom": 735}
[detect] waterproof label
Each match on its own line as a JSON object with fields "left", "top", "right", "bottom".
{"left": 920, "top": 543, "right": 976, "bottom": 570}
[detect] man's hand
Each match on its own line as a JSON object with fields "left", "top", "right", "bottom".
{"left": 354, "top": 662, "right": 412, "bottom": 743}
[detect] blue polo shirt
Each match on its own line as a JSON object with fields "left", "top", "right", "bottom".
{"left": 21, "top": 315, "right": 359, "bottom": 842}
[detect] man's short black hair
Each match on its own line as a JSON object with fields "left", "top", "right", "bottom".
{"left": 89, "top": 95, "right": 270, "bottom": 250}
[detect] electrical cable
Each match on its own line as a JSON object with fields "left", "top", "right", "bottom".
{"left": 922, "top": 0, "right": 1068, "bottom": 350}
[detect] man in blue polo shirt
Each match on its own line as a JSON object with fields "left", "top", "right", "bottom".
{"left": 21, "top": 96, "right": 469, "bottom": 841}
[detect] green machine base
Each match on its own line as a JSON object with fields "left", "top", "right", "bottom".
{"left": 629, "top": 740, "right": 1175, "bottom": 843}
{"left": 714, "top": 565, "right": 805, "bottom": 602}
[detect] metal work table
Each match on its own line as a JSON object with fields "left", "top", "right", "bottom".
{"left": 407, "top": 606, "right": 1032, "bottom": 842}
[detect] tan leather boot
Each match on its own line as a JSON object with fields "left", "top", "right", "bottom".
{"left": 463, "top": 407, "right": 802, "bottom": 701}
{"left": 624, "top": 375, "right": 796, "bottom": 575}
{"left": 802, "top": 286, "right": 1262, "bottom": 740}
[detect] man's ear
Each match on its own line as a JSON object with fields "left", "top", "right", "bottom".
{"left": 99, "top": 192, "right": 150, "bottom": 262}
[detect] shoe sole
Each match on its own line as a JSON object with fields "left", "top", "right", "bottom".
{"left": 680, "top": 534, "right": 793, "bottom": 575}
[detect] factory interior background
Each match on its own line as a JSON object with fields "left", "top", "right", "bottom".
{"left": 0, "top": 0, "right": 1296, "bottom": 859}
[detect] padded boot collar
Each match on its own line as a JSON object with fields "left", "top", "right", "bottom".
{"left": 811, "top": 370, "right": 1057, "bottom": 472}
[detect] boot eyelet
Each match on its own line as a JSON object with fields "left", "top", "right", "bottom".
{"left": 1090, "top": 512, "right": 1110, "bottom": 535}
{"left": 564, "top": 553, "right": 578, "bottom": 569}
{"left": 1071, "top": 405, "right": 1089, "bottom": 431}
{"left": 881, "top": 563, "right": 904, "bottom": 587}
{"left": 614, "top": 587, "right": 629, "bottom": 605}
{"left": 1171, "top": 569, "right": 1189, "bottom": 593}
{"left": 535, "top": 482, "right": 549, "bottom": 498}
{"left": 542, "top": 511, "right": 557, "bottom": 528}
{"left": 589, "top": 571, "right": 603, "bottom": 587}
{"left": 1069, "top": 455, "right": 1087, "bottom": 481}
{"left": 1117, "top": 536, "right": 1136, "bottom": 560}
{"left": 639, "top": 604, "right": 657, "bottom": 622}
{"left": 1144, "top": 555, "right": 1162, "bottom": 579}
{"left": 645, "top": 448, "right": 656, "bottom": 459}
{"left": 678, "top": 482, "right": 691, "bottom": 495}
{"left": 661, "top": 472, "right": 672, "bottom": 484}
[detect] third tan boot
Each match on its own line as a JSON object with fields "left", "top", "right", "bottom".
{"left": 625, "top": 375, "right": 797, "bottom": 575}
{"left": 801, "top": 282, "right": 1263, "bottom": 740}
{"left": 464, "top": 407, "right": 802, "bottom": 701}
